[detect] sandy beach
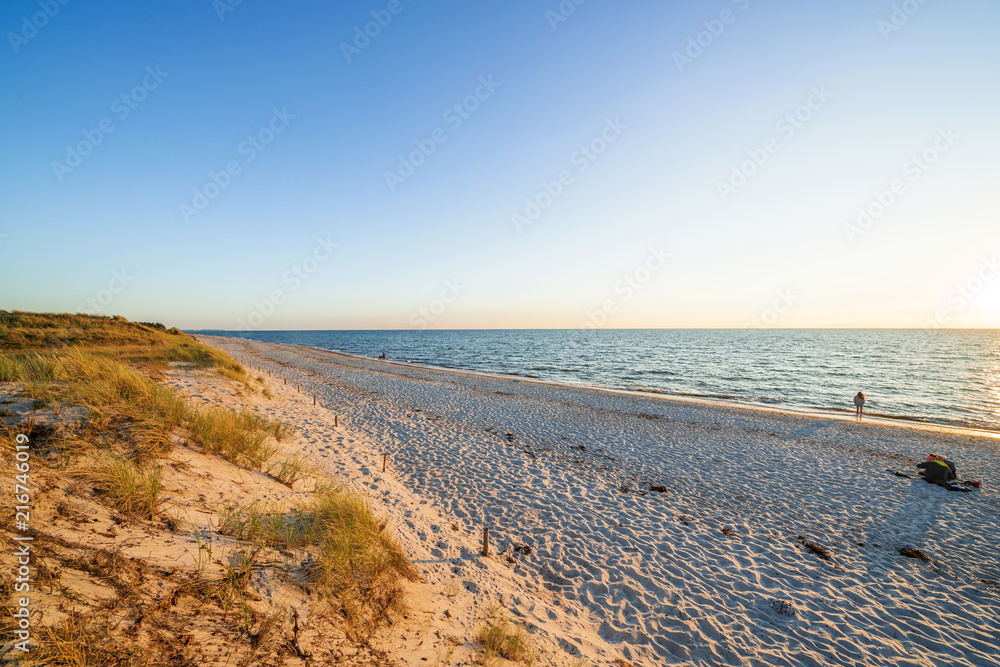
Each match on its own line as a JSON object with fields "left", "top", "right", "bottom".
{"left": 195, "top": 335, "right": 1000, "bottom": 667}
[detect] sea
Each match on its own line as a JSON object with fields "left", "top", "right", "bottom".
{"left": 196, "top": 329, "right": 1000, "bottom": 433}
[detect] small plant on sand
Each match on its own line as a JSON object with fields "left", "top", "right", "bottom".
{"left": 215, "top": 548, "right": 260, "bottom": 618}
{"left": 248, "top": 604, "right": 286, "bottom": 656}
{"left": 475, "top": 604, "right": 535, "bottom": 666}
{"left": 218, "top": 498, "right": 309, "bottom": 547}
{"left": 186, "top": 527, "right": 215, "bottom": 578}
{"left": 87, "top": 453, "right": 163, "bottom": 519}
{"left": 268, "top": 452, "right": 313, "bottom": 487}
{"left": 163, "top": 507, "right": 183, "bottom": 532}
{"left": 438, "top": 643, "right": 458, "bottom": 665}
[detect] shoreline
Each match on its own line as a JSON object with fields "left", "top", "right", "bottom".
{"left": 204, "top": 334, "right": 1000, "bottom": 442}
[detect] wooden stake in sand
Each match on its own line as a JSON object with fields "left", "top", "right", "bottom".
{"left": 284, "top": 378, "right": 287, "bottom": 385}
{"left": 482, "top": 527, "right": 490, "bottom": 557}
{"left": 297, "top": 385, "right": 300, "bottom": 393}
{"left": 334, "top": 415, "right": 338, "bottom": 427}
{"left": 268, "top": 370, "right": 271, "bottom": 377}
{"left": 313, "top": 395, "right": 316, "bottom": 405}
{"left": 382, "top": 453, "right": 387, "bottom": 472}
{"left": 291, "top": 608, "right": 307, "bottom": 658}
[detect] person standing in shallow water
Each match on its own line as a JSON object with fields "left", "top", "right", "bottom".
{"left": 854, "top": 392, "right": 866, "bottom": 421}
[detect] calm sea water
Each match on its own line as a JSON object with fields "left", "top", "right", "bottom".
{"left": 198, "top": 329, "right": 1000, "bottom": 432}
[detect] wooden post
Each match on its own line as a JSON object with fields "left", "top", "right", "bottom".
{"left": 268, "top": 370, "right": 271, "bottom": 377}
{"left": 482, "top": 527, "right": 489, "bottom": 557}
{"left": 284, "top": 378, "right": 287, "bottom": 385}
{"left": 297, "top": 385, "right": 300, "bottom": 393}
{"left": 313, "top": 395, "right": 316, "bottom": 406}
{"left": 334, "top": 415, "right": 338, "bottom": 428}
{"left": 382, "top": 453, "right": 387, "bottom": 472}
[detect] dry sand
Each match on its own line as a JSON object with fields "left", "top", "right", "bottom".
{"left": 196, "top": 335, "right": 1000, "bottom": 667}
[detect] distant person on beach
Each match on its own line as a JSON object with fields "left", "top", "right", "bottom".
{"left": 917, "top": 453, "right": 957, "bottom": 487}
{"left": 378, "top": 351, "right": 386, "bottom": 361}
{"left": 854, "top": 392, "right": 866, "bottom": 421}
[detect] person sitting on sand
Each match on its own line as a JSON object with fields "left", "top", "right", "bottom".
{"left": 917, "top": 453, "right": 957, "bottom": 487}
{"left": 854, "top": 391, "right": 866, "bottom": 421}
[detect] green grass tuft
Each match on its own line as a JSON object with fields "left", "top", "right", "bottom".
{"left": 187, "top": 408, "right": 289, "bottom": 470}
{"left": 88, "top": 454, "right": 163, "bottom": 519}
{"left": 268, "top": 452, "right": 313, "bottom": 487}
{"left": 218, "top": 487, "right": 418, "bottom": 640}
{"left": 476, "top": 604, "right": 535, "bottom": 666}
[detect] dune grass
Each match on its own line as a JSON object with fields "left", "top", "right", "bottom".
{"left": 267, "top": 452, "right": 314, "bottom": 487}
{"left": 0, "top": 310, "right": 248, "bottom": 385}
{"left": 87, "top": 454, "right": 163, "bottom": 519}
{"left": 1, "top": 313, "right": 292, "bottom": 472}
{"left": 219, "top": 499, "right": 314, "bottom": 548}
{"left": 476, "top": 604, "right": 536, "bottom": 666}
{"left": 218, "top": 488, "right": 419, "bottom": 639}
{"left": 187, "top": 406, "right": 290, "bottom": 470}
{"left": 1, "top": 348, "right": 286, "bottom": 468}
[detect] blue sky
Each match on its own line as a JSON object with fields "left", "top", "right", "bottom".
{"left": 2, "top": 0, "right": 999, "bottom": 329}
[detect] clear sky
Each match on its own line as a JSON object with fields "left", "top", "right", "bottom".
{"left": 1, "top": 0, "right": 998, "bottom": 330}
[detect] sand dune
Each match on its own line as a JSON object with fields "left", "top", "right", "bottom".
{"left": 197, "top": 335, "right": 1000, "bottom": 667}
